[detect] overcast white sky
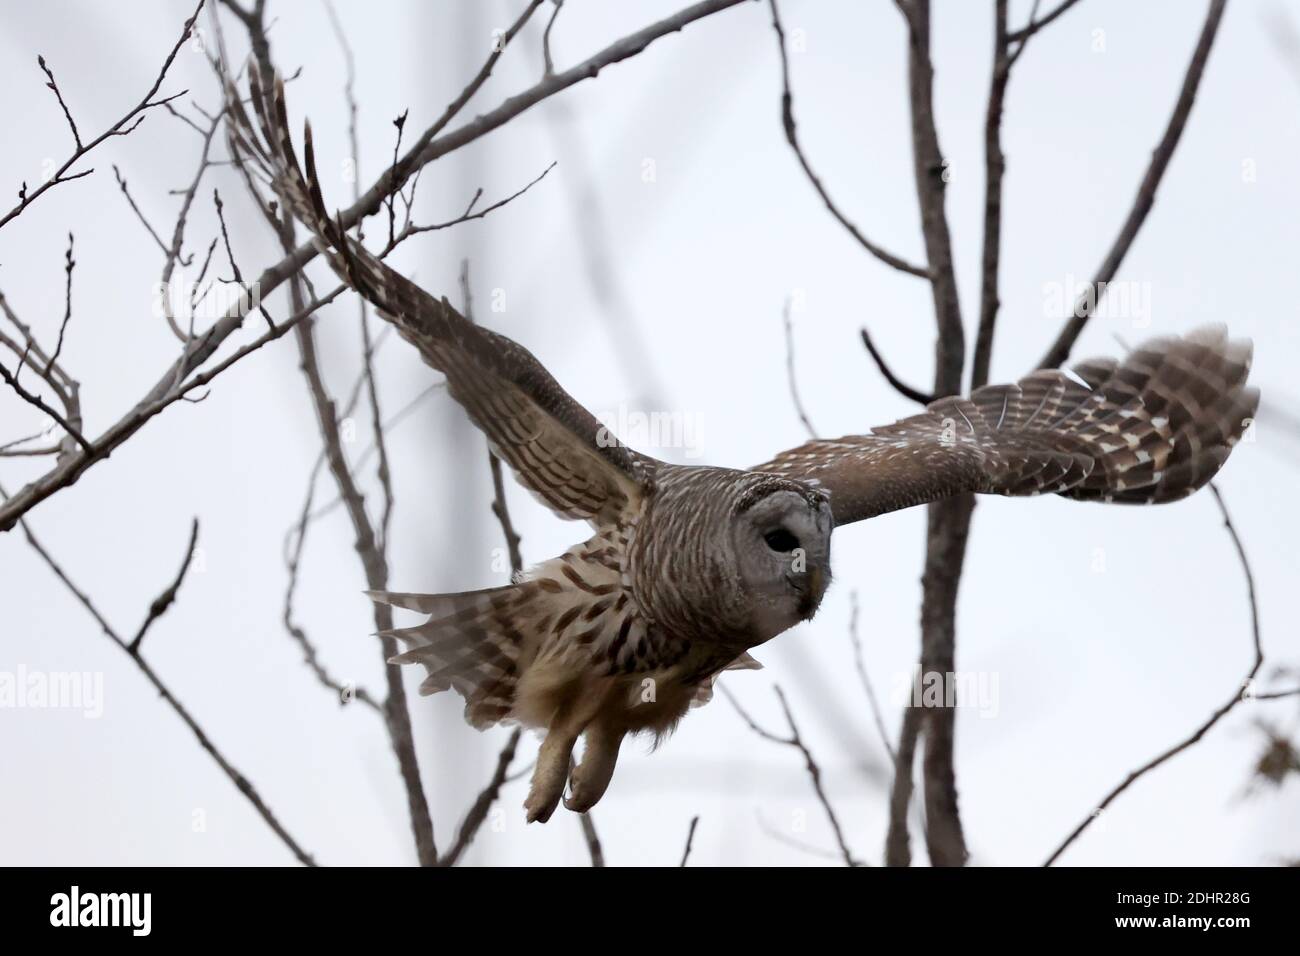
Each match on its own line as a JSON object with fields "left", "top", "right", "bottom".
{"left": 1, "top": 0, "right": 1297, "bottom": 866}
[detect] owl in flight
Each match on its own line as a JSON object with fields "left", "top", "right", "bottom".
{"left": 227, "top": 76, "right": 1258, "bottom": 823}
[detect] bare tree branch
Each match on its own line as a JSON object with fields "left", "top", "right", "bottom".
{"left": 226, "top": 0, "right": 443, "bottom": 865}
{"left": 1038, "top": 0, "right": 1227, "bottom": 369}
{"left": 112, "top": 165, "right": 173, "bottom": 258}
{"left": 767, "top": 0, "right": 929, "bottom": 278}
{"left": 973, "top": 0, "right": 1091, "bottom": 385}
{"left": 323, "top": 0, "right": 395, "bottom": 552}
{"left": 782, "top": 296, "right": 818, "bottom": 440}
{"left": 37, "top": 55, "right": 83, "bottom": 149}
{"left": 579, "top": 809, "right": 606, "bottom": 867}
{"left": 848, "top": 591, "right": 895, "bottom": 763}
{"left": 897, "top": 0, "right": 970, "bottom": 868}
{"left": 971, "top": 0, "right": 1010, "bottom": 391}
{"left": 722, "top": 684, "right": 863, "bottom": 866}
{"left": 439, "top": 728, "right": 523, "bottom": 867}
{"left": 1044, "top": 483, "right": 1262, "bottom": 865}
{"left": 859, "top": 326, "right": 934, "bottom": 405}
{"left": 0, "top": 358, "right": 92, "bottom": 453}
{"left": 463, "top": 259, "right": 605, "bottom": 863}
{"left": 1, "top": 482, "right": 316, "bottom": 866}
{"left": 285, "top": 227, "right": 437, "bottom": 866}
{"left": 0, "top": 0, "right": 204, "bottom": 232}
{"left": 1006, "top": 0, "right": 1084, "bottom": 45}
{"left": 128, "top": 517, "right": 200, "bottom": 655}
{"left": 542, "top": 0, "right": 565, "bottom": 77}
{"left": 282, "top": 462, "right": 383, "bottom": 713}
{"left": 399, "top": 162, "right": 557, "bottom": 240}
{"left": 0, "top": 0, "right": 752, "bottom": 537}
{"left": 137, "top": 106, "right": 224, "bottom": 343}
{"left": 884, "top": 703, "right": 922, "bottom": 866}
{"left": 679, "top": 815, "right": 700, "bottom": 866}
{"left": 44, "top": 233, "right": 77, "bottom": 377}
{"left": 488, "top": 455, "right": 525, "bottom": 577}
{"left": 0, "top": 287, "right": 84, "bottom": 459}
{"left": 1254, "top": 688, "right": 1300, "bottom": 701}
{"left": 213, "top": 188, "right": 276, "bottom": 330}
{"left": 0, "top": 428, "right": 61, "bottom": 458}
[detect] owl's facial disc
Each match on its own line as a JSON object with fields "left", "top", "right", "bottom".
{"left": 733, "top": 487, "right": 833, "bottom": 640}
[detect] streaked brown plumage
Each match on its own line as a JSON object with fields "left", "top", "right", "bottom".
{"left": 225, "top": 73, "right": 1259, "bottom": 823}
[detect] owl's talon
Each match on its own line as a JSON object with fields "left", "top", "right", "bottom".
{"left": 564, "top": 722, "right": 624, "bottom": 815}
{"left": 563, "top": 781, "right": 594, "bottom": 814}
{"left": 524, "top": 726, "right": 575, "bottom": 824}
{"left": 523, "top": 773, "right": 565, "bottom": 823}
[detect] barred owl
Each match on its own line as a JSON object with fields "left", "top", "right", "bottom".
{"left": 227, "top": 75, "right": 1259, "bottom": 823}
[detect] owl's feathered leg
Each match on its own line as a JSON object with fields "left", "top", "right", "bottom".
{"left": 564, "top": 717, "right": 625, "bottom": 814}
{"left": 525, "top": 695, "right": 603, "bottom": 824}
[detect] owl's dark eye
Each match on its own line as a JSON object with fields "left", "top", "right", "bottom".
{"left": 764, "top": 528, "right": 800, "bottom": 553}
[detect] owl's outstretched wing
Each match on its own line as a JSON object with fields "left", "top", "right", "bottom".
{"left": 756, "top": 327, "right": 1258, "bottom": 525}
{"left": 226, "top": 72, "right": 652, "bottom": 527}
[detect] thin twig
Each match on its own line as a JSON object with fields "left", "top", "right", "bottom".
{"left": 1038, "top": 0, "right": 1227, "bottom": 369}
{"left": 322, "top": 0, "right": 394, "bottom": 552}
{"left": 0, "top": 0, "right": 204, "bottom": 231}
{"left": 44, "top": 233, "right": 76, "bottom": 376}
{"left": 488, "top": 456, "right": 525, "bottom": 577}
{"left": 334, "top": 0, "right": 753, "bottom": 237}
{"left": 767, "top": 0, "right": 928, "bottom": 278}
{"left": 1, "top": 482, "right": 316, "bottom": 866}
{"left": 756, "top": 808, "right": 843, "bottom": 860}
{"left": 37, "top": 55, "right": 83, "bottom": 149}
{"left": 0, "top": 290, "right": 82, "bottom": 455}
{"left": 112, "top": 166, "right": 172, "bottom": 257}
{"left": 231, "top": 2, "right": 439, "bottom": 864}
{"left": 884, "top": 703, "right": 922, "bottom": 866}
{"left": 213, "top": 188, "right": 276, "bottom": 330}
{"left": 422, "top": 0, "right": 548, "bottom": 148}
{"left": 974, "top": 0, "right": 1078, "bottom": 387}
{"left": 579, "top": 811, "right": 606, "bottom": 867}
{"left": 386, "top": 111, "right": 408, "bottom": 248}
{"left": 161, "top": 110, "right": 225, "bottom": 342}
{"left": 439, "top": 728, "right": 523, "bottom": 867}
{"left": 860, "top": 326, "right": 934, "bottom": 405}
{"left": 679, "top": 815, "right": 700, "bottom": 866}
{"left": 0, "top": 359, "right": 92, "bottom": 453}
{"left": 399, "top": 162, "right": 557, "bottom": 240}
{"left": 972, "top": 0, "right": 1009, "bottom": 391}
{"left": 1007, "top": 0, "right": 1084, "bottom": 44}
{"left": 848, "top": 591, "right": 895, "bottom": 763}
{"left": 0, "top": 428, "right": 59, "bottom": 457}
{"left": 466, "top": 261, "right": 604, "bottom": 861}
{"left": 782, "top": 297, "right": 818, "bottom": 440}
{"left": 296, "top": 380, "right": 445, "bottom": 529}
{"left": 462, "top": 262, "right": 526, "bottom": 578}
{"left": 129, "top": 518, "right": 200, "bottom": 655}
{"left": 474, "top": 263, "right": 597, "bottom": 862}
{"left": 1043, "top": 483, "right": 1263, "bottom": 865}
{"left": 542, "top": 0, "right": 565, "bottom": 76}
{"left": 1254, "top": 688, "right": 1300, "bottom": 701}
{"left": 282, "top": 461, "right": 382, "bottom": 713}
{"left": 722, "top": 684, "right": 863, "bottom": 866}
{"left": 0, "top": 0, "right": 753, "bottom": 536}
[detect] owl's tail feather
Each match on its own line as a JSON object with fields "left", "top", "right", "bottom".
{"left": 367, "top": 584, "right": 539, "bottom": 729}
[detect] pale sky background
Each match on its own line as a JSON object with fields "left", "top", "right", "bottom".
{"left": 1, "top": 0, "right": 1298, "bottom": 866}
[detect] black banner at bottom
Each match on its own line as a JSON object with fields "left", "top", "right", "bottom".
{"left": 0, "top": 865, "right": 1285, "bottom": 941}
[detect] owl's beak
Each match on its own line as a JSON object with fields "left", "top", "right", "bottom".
{"left": 789, "top": 565, "right": 829, "bottom": 618}
{"left": 809, "top": 565, "right": 827, "bottom": 602}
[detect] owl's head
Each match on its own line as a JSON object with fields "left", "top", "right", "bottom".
{"left": 730, "top": 476, "right": 834, "bottom": 640}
